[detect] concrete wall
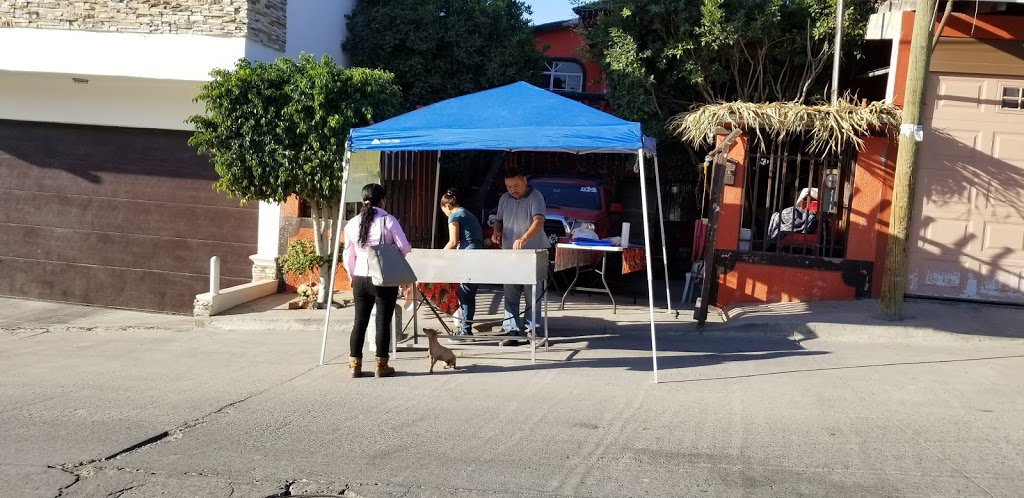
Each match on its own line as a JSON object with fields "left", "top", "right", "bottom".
{"left": 892, "top": 12, "right": 1024, "bottom": 107}
{"left": 534, "top": 25, "right": 606, "bottom": 94}
{"left": 0, "top": 1, "right": 355, "bottom": 82}
{"left": 0, "top": 71, "right": 203, "bottom": 131}
{"left": 0, "top": 28, "right": 257, "bottom": 81}
{"left": 285, "top": 0, "right": 353, "bottom": 64}
{"left": 0, "top": 0, "right": 287, "bottom": 51}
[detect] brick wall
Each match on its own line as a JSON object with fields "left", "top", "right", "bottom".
{"left": 0, "top": 0, "right": 287, "bottom": 51}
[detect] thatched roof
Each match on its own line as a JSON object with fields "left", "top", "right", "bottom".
{"left": 669, "top": 99, "right": 902, "bottom": 155}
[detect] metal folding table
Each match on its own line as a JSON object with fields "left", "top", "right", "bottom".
{"left": 555, "top": 243, "right": 629, "bottom": 314}
{"left": 404, "top": 249, "right": 550, "bottom": 363}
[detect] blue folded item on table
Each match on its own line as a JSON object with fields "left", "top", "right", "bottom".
{"left": 570, "top": 237, "right": 615, "bottom": 247}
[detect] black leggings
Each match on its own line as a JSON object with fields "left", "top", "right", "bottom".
{"left": 350, "top": 276, "right": 399, "bottom": 359}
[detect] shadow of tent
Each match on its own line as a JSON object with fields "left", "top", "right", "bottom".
{"left": 397, "top": 306, "right": 827, "bottom": 376}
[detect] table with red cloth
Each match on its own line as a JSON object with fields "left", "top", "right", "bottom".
{"left": 554, "top": 245, "right": 647, "bottom": 274}
{"left": 554, "top": 243, "right": 647, "bottom": 314}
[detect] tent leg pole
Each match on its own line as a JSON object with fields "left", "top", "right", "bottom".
{"left": 430, "top": 151, "right": 442, "bottom": 248}
{"left": 543, "top": 275, "right": 549, "bottom": 351}
{"left": 531, "top": 283, "right": 538, "bottom": 364}
{"left": 412, "top": 284, "right": 419, "bottom": 346}
{"left": 652, "top": 154, "right": 673, "bottom": 314}
{"left": 321, "top": 147, "right": 352, "bottom": 366}
{"left": 637, "top": 150, "right": 659, "bottom": 384}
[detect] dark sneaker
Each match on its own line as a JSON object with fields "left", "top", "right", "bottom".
{"left": 499, "top": 337, "right": 523, "bottom": 347}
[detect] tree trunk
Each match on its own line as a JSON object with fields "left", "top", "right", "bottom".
{"left": 309, "top": 201, "right": 333, "bottom": 308}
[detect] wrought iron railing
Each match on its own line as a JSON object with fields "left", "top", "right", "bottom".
{"left": 738, "top": 135, "right": 857, "bottom": 258}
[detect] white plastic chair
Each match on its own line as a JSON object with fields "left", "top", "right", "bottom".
{"left": 681, "top": 260, "right": 704, "bottom": 306}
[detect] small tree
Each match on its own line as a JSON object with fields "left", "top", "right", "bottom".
{"left": 574, "top": 0, "right": 876, "bottom": 128}
{"left": 187, "top": 54, "right": 403, "bottom": 305}
{"left": 343, "top": 0, "right": 544, "bottom": 108}
{"left": 278, "top": 239, "right": 325, "bottom": 308}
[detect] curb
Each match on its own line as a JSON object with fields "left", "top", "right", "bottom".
{"left": 198, "top": 316, "right": 354, "bottom": 332}
{"left": 694, "top": 320, "right": 1024, "bottom": 344}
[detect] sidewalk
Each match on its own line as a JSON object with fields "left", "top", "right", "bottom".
{"left": 717, "top": 298, "right": 1024, "bottom": 343}
{"left": 3, "top": 293, "right": 1021, "bottom": 344}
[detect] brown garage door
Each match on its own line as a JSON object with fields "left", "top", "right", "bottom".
{"left": 0, "top": 120, "right": 257, "bottom": 313}
{"left": 908, "top": 73, "right": 1024, "bottom": 304}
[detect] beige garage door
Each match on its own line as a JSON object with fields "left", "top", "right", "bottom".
{"left": 908, "top": 73, "right": 1024, "bottom": 304}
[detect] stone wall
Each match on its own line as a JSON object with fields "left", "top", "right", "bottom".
{"left": 0, "top": 0, "right": 287, "bottom": 51}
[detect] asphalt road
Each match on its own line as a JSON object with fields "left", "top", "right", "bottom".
{"left": 2, "top": 308, "right": 1024, "bottom": 497}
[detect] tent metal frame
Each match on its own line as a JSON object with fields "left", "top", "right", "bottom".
{"left": 316, "top": 84, "right": 673, "bottom": 383}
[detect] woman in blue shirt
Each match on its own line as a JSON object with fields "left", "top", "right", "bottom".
{"left": 440, "top": 187, "right": 483, "bottom": 338}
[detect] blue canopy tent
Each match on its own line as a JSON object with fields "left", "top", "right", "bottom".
{"left": 321, "top": 82, "right": 670, "bottom": 382}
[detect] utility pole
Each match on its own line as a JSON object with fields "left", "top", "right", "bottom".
{"left": 881, "top": 0, "right": 939, "bottom": 320}
{"left": 831, "top": 0, "right": 845, "bottom": 105}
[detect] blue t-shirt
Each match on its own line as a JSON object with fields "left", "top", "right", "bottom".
{"left": 448, "top": 207, "right": 483, "bottom": 249}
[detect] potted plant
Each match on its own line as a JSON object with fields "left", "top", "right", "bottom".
{"left": 278, "top": 239, "right": 326, "bottom": 309}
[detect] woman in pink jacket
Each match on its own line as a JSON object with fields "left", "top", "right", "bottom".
{"left": 342, "top": 183, "right": 412, "bottom": 378}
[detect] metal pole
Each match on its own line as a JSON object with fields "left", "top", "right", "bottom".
{"left": 652, "top": 154, "right": 672, "bottom": 313}
{"left": 531, "top": 283, "right": 538, "bottom": 364}
{"left": 430, "top": 151, "right": 442, "bottom": 248}
{"left": 637, "top": 150, "right": 660, "bottom": 384}
{"left": 320, "top": 147, "right": 352, "bottom": 365}
{"left": 543, "top": 275, "right": 549, "bottom": 351}
{"left": 209, "top": 256, "right": 220, "bottom": 295}
{"left": 831, "top": 0, "right": 845, "bottom": 105}
{"left": 412, "top": 284, "right": 420, "bottom": 346}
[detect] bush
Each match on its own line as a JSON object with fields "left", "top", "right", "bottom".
{"left": 278, "top": 239, "right": 325, "bottom": 286}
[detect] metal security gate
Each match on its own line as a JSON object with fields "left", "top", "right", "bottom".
{"left": 740, "top": 134, "right": 857, "bottom": 258}
{"left": 380, "top": 151, "right": 439, "bottom": 248}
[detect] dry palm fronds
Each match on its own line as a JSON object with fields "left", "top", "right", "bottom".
{"left": 669, "top": 98, "right": 902, "bottom": 155}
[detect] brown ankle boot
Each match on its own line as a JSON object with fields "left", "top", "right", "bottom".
{"left": 349, "top": 357, "right": 363, "bottom": 378}
{"left": 374, "top": 357, "right": 396, "bottom": 378}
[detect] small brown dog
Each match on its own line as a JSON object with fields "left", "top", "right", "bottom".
{"left": 423, "top": 328, "right": 462, "bottom": 372}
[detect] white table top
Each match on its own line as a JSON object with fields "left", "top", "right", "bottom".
{"left": 556, "top": 243, "right": 627, "bottom": 253}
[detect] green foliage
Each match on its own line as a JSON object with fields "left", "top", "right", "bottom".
{"left": 187, "top": 54, "right": 403, "bottom": 208}
{"left": 343, "top": 0, "right": 545, "bottom": 108}
{"left": 278, "top": 239, "right": 326, "bottom": 285}
{"left": 574, "top": 0, "right": 878, "bottom": 138}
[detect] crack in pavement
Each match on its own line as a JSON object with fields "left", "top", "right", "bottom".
{"left": 106, "top": 483, "right": 139, "bottom": 498}
{"left": 55, "top": 464, "right": 555, "bottom": 498}
{"left": 48, "top": 362, "right": 327, "bottom": 496}
{"left": 4, "top": 326, "right": 190, "bottom": 337}
{"left": 264, "top": 479, "right": 295, "bottom": 497}
{"left": 49, "top": 465, "right": 81, "bottom": 498}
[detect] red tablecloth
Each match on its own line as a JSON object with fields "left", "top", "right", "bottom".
{"left": 554, "top": 246, "right": 647, "bottom": 274}
{"left": 416, "top": 283, "right": 460, "bottom": 316}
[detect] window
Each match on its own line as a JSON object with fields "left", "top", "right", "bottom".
{"left": 1001, "top": 86, "right": 1024, "bottom": 110}
{"left": 543, "top": 60, "right": 584, "bottom": 93}
{"left": 729, "top": 134, "right": 857, "bottom": 258}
